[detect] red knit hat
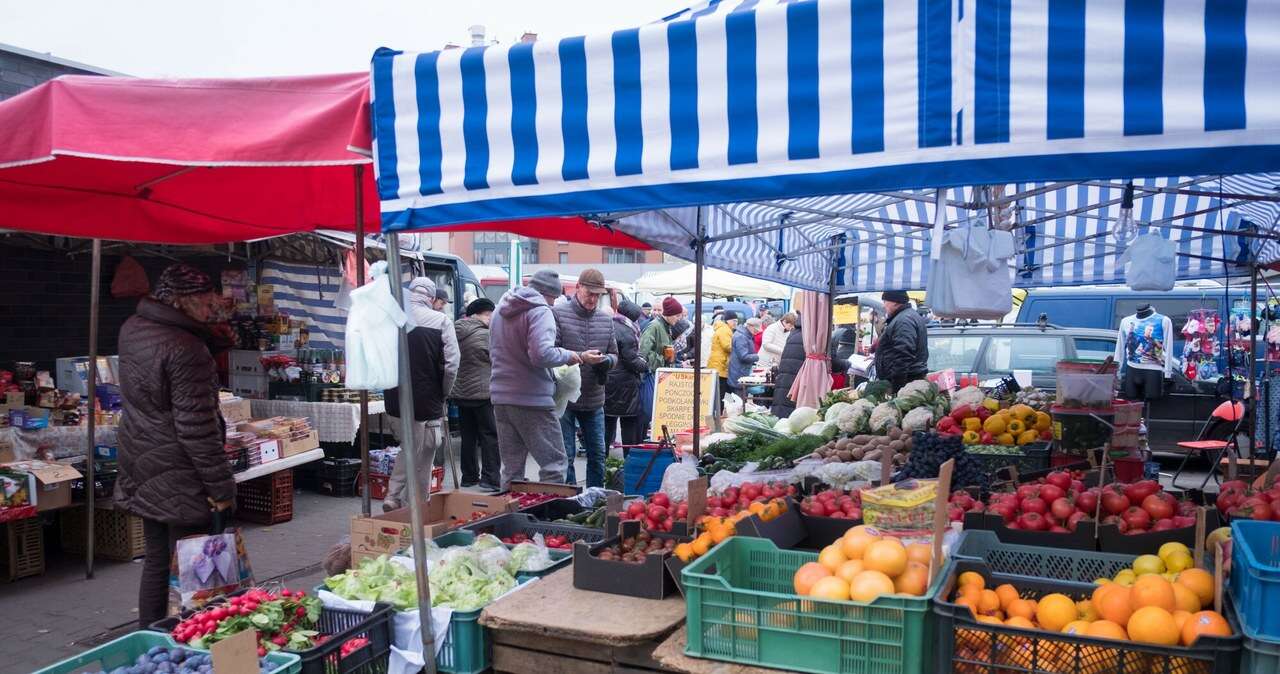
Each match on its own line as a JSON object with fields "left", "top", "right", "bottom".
{"left": 662, "top": 297, "right": 683, "bottom": 317}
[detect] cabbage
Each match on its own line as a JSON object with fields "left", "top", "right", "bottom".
{"left": 772, "top": 417, "right": 794, "bottom": 435}
{"left": 429, "top": 551, "right": 517, "bottom": 612}
{"left": 824, "top": 402, "right": 853, "bottom": 423}
{"left": 787, "top": 407, "right": 819, "bottom": 433}
{"left": 801, "top": 422, "right": 829, "bottom": 437}
{"left": 324, "top": 554, "right": 419, "bottom": 610}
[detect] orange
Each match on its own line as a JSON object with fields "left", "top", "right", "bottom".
{"left": 840, "top": 529, "right": 881, "bottom": 561}
{"left": 978, "top": 589, "right": 1002, "bottom": 615}
{"left": 894, "top": 562, "right": 929, "bottom": 596}
{"left": 975, "top": 615, "right": 1003, "bottom": 625}
{"left": 958, "top": 584, "right": 983, "bottom": 604}
{"left": 1127, "top": 606, "right": 1180, "bottom": 645}
{"left": 906, "top": 543, "right": 933, "bottom": 567}
{"left": 793, "top": 562, "right": 831, "bottom": 595}
{"left": 954, "top": 596, "right": 980, "bottom": 617}
{"left": 748, "top": 501, "right": 767, "bottom": 516}
{"left": 1004, "top": 616, "right": 1036, "bottom": 630}
{"left": 1061, "top": 620, "right": 1091, "bottom": 636}
{"left": 1036, "top": 593, "right": 1078, "bottom": 632}
{"left": 673, "top": 543, "right": 694, "bottom": 563}
{"left": 994, "top": 583, "right": 1020, "bottom": 610}
{"left": 711, "top": 524, "right": 735, "bottom": 544}
{"left": 1171, "top": 610, "right": 1192, "bottom": 632}
{"left": 1094, "top": 584, "right": 1133, "bottom": 625}
{"left": 848, "top": 570, "right": 896, "bottom": 603}
{"left": 1076, "top": 599, "right": 1099, "bottom": 622}
{"left": 1130, "top": 575, "right": 1177, "bottom": 612}
{"left": 1175, "top": 569, "right": 1215, "bottom": 608}
{"left": 958, "top": 571, "right": 986, "bottom": 592}
{"left": 691, "top": 535, "right": 711, "bottom": 557}
{"left": 1006, "top": 598, "right": 1037, "bottom": 621}
{"left": 1085, "top": 620, "right": 1128, "bottom": 641}
{"left": 809, "top": 575, "right": 851, "bottom": 601}
{"left": 818, "top": 544, "right": 848, "bottom": 573}
{"left": 836, "top": 559, "right": 866, "bottom": 584}
{"left": 1180, "top": 611, "right": 1231, "bottom": 646}
{"left": 863, "top": 539, "right": 908, "bottom": 577}
{"left": 1171, "top": 582, "right": 1201, "bottom": 613}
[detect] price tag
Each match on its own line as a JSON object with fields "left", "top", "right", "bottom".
{"left": 686, "top": 477, "right": 709, "bottom": 527}
{"left": 211, "top": 628, "right": 258, "bottom": 674}
{"left": 258, "top": 440, "right": 280, "bottom": 463}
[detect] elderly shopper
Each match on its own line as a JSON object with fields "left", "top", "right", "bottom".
{"left": 383, "top": 277, "right": 459, "bottom": 511}
{"left": 605, "top": 300, "right": 649, "bottom": 448}
{"left": 757, "top": 312, "right": 796, "bottom": 369}
{"left": 874, "top": 290, "right": 929, "bottom": 392}
{"left": 706, "top": 310, "right": 738, "bottom": 409}
{"left": 552, "top": 268, "right": 618, "bottom": 487}
{"left": 728, "top": 317, "right": 763, "bottom": 394}
{"left": 452, "top": 298, "right": 500, "bottom": 490}
{"left": 490, "top": 270, "right": 599, "bottom": 488}
{"left": 117, "top": 264, "right": 235, "bottom": 628}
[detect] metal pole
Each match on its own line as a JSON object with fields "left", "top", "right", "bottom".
{"left": 85, "top": 238, "right": 101, "bottom": 579}
{"left": 355, "top": 166, "right": 372, "bottom": 517}
{"left": 692, "top": 209, "right": 705, "bottom": 457}
{"left": 385, "top": 234, "right": 436, "bottom": 672}
{"left": 1249, "top": 266, "right": 1259, "bottom": 466}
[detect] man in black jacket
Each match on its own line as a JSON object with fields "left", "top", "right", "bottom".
{"left": 874, "top": 290, "right": 929, "bottom": 392}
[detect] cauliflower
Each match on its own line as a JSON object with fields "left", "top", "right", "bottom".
{"left": 950, "top": 385, "right": 986, "bottom": 409}
{"left": 894, "top": 379, "right": 943, "bottom": 413}
{"left": 836, "top": 399, "right": 874, "bottom": 434}
{"left": 824, "top": 402, "right": 853, "bottom": 424}
{"left": 868, "top": 401, "right": 902, "bottom": 433}
{"left": 901, "top": 406, "right": 935, "bottom": 433}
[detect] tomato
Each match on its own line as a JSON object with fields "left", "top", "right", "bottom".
{"left": 1038, "top": 484, "right": 1065, "bottom": 504}
{"left": 650, "top": 492, "right": 670, "bottom": 508}
{"left": 1075, "top": 489, "right": 1099, "bottom": 515}
{"left": 1122, "top": 506, "right": 1151, "bottom": 531}
{"left": 1017, "top": 512, "right": 1047, "bottom": 531}
{"left": 1020, "top": 497, "right": 1048, "bottom": 515}
{"left": 1101, "top": 490, "right": 1130, "bottom": 515}
{"left": 1050, "top": 498, "right": 1075, "bottom": 521}
{"left": 1044, "top": 471, "right": 1072, "bottom": 491}
{"left": 1141, "top": 493, "right": 1175, "bottom": 520}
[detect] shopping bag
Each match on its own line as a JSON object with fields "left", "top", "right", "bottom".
{"left": 169, "top": 522, "right": 255, "bottom": 611}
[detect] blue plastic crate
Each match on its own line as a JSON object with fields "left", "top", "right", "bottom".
{"left": 1230, "top": 520, "right": 1280, "bottom": 640}
{"left": 34, "top": 630, "right": 300, "bottom": 674}
{"left": 623, "top": 448, "right": 675, "bottom": 495}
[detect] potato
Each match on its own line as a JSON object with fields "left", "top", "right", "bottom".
{"left": 889, "top": 440, "right": 905, "bottom": 453}
{"left": 863, "top": 449, "right": 883, "bottom": 462}
{"left": 852, "top": 435, "right": 873, "bottom": 444}
{"left": 849, "top": 448, "right": 866, "bottom": 460}
{"left": 888, "top": 427, "right": 903, "bottom": 440}
{"left": 836, "top": 450, "right": 853, "bottom": 462}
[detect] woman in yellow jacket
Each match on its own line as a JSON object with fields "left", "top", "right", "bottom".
{"left": 705, "top": 311, "right": 738, "bottom": 411}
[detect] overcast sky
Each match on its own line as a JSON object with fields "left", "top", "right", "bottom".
{"left": 0, "top": 0, "right": 690, "bottom": 78}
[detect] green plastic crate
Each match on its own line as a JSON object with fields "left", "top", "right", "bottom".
{"left": 682, "top": 536, "right": 945, "bottom": 674}
{"left": 436, "top": 607, "right": 487, "bottom": 674}
{"left": 952, "top": 529, "right": 1135, "bottom": 582}
{"left": 33, "top": 630, "right": 301, "bottom": 674}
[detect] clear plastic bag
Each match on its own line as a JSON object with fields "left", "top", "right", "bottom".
{"left": 658, "top": 461, "right": 700, "bottom": 501}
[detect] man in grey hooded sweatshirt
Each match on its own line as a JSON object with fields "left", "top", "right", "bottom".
{"left": 489, "top": 270, "right": 605, "bottom": 488}
{"left": 383, "top": 277, "right": 459, "bottom": 511}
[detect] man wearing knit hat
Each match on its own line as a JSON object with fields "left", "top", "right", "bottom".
{"left": 452, "top": 298, "right": 500, "bottom": 490}
{"left": 490, "top": 269, "right": 602, "bottom": 488}
{"left": 637, "top": 297, "right": 684, "bottom": 438}
{"left": 874, "top": 290, "right": 929, "bottom": 392}
{"left": 551, "top": 268, "right": 618, "bottom": 487}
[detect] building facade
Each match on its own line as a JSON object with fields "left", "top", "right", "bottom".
{"left": 442, "top": 231, "right": 663, "bottom": 267}
{"left": 0, "top": 42, "right": 122, "bottom": 101}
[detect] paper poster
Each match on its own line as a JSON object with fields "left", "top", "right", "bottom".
{"left": 649, "top": 368, "right": 717, "bottom": 441}
{"left": 832, "top": 302, "right": 860, "bottom": 326}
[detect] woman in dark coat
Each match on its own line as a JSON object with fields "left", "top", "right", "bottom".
{"left": 116, "top": 264, "right": 235, "bottom": 628}
{"left": 770, "top": 320, "right": 850, "bottom": 419}
{"left": 605, "top": 300, "right": 650, "bottom": 446}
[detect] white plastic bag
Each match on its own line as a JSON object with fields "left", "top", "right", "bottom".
{"left": 658, "top": 461, "right": 700, "bottom": 502}
{"left": 723, "top": 392, "right": 744, "bottom": 418}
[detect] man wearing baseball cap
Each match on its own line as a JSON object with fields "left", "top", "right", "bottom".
{"left": 874, "top": 290, "right": 929, "bottom": 392}
{"left": 551, "top": 268, "right": 618, "bottom": 487}
{"left": 490, "top": 269, "right": 602, "bottom": 488}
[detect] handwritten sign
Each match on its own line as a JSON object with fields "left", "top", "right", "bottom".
{"left": 832, "top": 303, "right": 859, "bottom": 326}
{"left": 649, "top": 368, "right": 717, "bottom": 441}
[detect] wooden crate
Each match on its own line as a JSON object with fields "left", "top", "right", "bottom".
{"left": 60, "top": 505, "right": 147, "bottom": 561}
{"left": 1, "top": 516, "right": 45, "bottom": 581}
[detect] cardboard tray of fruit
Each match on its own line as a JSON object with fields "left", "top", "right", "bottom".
{"left": 573, "top": 519, "right": 691, "bottom": 600}
{"left": 934, "top": 559, "right": 1241, "bottom": 674}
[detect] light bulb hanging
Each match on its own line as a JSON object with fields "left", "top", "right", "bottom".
{"left": 1112, "top": 182, "right": 1138, "bottom": 244}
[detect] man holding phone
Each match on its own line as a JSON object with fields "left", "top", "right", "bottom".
{"left": 552, "top": 268, "right": 618, "bottom": 487}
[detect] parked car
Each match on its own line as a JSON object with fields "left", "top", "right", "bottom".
{"left": 923, "top": 323, "right": 1246, "bottom": 454}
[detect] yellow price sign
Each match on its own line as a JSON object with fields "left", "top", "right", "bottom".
{"left": 650, "top": 368, "right": 718, "bottom": 440}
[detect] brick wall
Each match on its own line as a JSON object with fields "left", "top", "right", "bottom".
{"left": 0, "top": 47, "right": 107, "bottom": 101}
{"left": 0, "top": 244, "right": 226, "bottom": 370}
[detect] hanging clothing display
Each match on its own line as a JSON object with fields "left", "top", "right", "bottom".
{"left": 1118, "top": 234, "right": 1177, "bottom": 291}
{"left": 1180, "top": 309, "right": 1221, "bottom": 382}
{"left": 925, "top": 218, "right": 1015, "bottom": 320}
{"left": 1115, "top": 308, "right": 1174, "bottom": 400}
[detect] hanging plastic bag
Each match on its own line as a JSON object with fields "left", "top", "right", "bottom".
{"left": 110, "top": 255, "right": 150, "bottom": 298}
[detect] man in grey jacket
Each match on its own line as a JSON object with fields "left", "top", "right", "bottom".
{"left": 383, "top": 277, "right": 459, "bottom": 511}
{"left": 552, "top": 268, "right": 618, "bottom": 488}
{"left": 489, "top": 270, "right": 604, "bottom": 488}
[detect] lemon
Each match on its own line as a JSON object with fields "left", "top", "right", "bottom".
{"left": 1133, "top": 555, "right": 1166, "bottom": 577}
{"left": 1164, "top": 551, "right": 1194, "bottom": 574}
{"left": 1114, "top": 569, "right": 1137, "bottom": 586}
{"left": 1158, "top": 542, "right": 1191, "bottom": 561}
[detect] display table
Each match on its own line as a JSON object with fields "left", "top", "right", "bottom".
{"left": 249, "top": 399, "right": 385, "bottom": 444}
{"left": 233, "top": 447, "right": 325, "bottom": 483}
{"left": 651, "top": 626, "right": 778, "bottom": 674}
{"left": 0, "top": 424, "right": 119, "bottom": 461}
{"left": 479, "top": 566, "right": 687, "bottom": 673}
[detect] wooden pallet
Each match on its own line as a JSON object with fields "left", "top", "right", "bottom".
{"left": 60, "top": 505, "right": 146, "bottom": 561}
{"left": 2, "top": 516, "right": 44, "bottom": 581}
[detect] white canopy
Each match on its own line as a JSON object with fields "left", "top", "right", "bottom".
{"left": 634, "top": 264, "right": 792, "bottom": 299}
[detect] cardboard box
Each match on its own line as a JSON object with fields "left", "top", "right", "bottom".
{"left": 219, "top": 398, "right": 252, "bottom": 424}
{"left": 280, "top": 429, "right": 319, "bottom": 458}
{"left": 4, "top": 460, "right": 82, "bottom": 511}
{"left": 350, "top": 491, "right": 517, "bottom": 564}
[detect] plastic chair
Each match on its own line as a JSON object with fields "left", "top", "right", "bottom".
{"left": 1170, "top": 402, "right": 1248, "bottom": 491}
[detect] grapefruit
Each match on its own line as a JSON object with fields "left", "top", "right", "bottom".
{"left": 1127, "top": 606, "right": 1180, "bottom": 645}
{"left": 863, "top": 538, "right": 908, "bottom": 577}
{"left": 1130, "top": 575, "right": 1176, "bottom": 612}
{"left": 849, "top": 570, "right": 896, "bottom": 603}
{"left": 793, "top": 562, "right": 831, "bottom": 595}
{"left": 809, "top": 575, "right": 851, "bottom": 601}
{"left": 1180, "top": 611, "right": 1231, "bottom": 646}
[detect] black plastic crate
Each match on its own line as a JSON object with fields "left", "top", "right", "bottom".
{"left": 462, "top": 512, "right": 605, "bottom": 547}
{"left": 964, "top": 443, "right": 1052, "bottom": 482}
{"left": 70, "top": 469, "right": 119, "bottom": 501}
{"left": 318, "top": 458, "right": 361, "bottom": 497}
{"left": 150, "top": 596, "right": 394, "bottom": 674}
{"left": 934, "top": 559, "right": 1241, "bottom": 674}
{"left": 517, "top": 497, "right": 590, "bottom": 523}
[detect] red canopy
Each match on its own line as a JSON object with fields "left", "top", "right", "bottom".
{"left": 0, "top": 74, "right": 648, "bottom": 249}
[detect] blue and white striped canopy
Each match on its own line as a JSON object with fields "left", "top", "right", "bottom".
{"left": 371, "top": 0, "right": 1280, "bottom": 292}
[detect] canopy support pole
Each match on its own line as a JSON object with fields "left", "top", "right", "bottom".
{"left": 84, "top": 238, "right": 100, "bottom": 579}
{"left": 692, "top": 208, "right": 705, "bottom": 457}
{"left": 355, "top": 165, "right": 371, "bottom": 517}
{"left": 1249, "top": 264, "right": 1259, "bottom": 467}
{"left": 385, "top": 235, "right": 436, "bottom": 672}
